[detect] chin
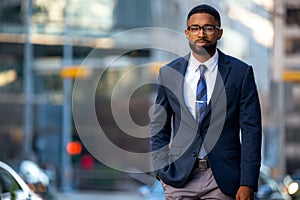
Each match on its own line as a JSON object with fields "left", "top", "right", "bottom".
{"left": 195, "top": 48, "right": 210, "bottom": 56}
{"left": 189, "top": 42, "right": 214, "bottom": 57}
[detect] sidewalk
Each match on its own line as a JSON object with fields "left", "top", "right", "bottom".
{"left": 55, "top": 190, "right": 144, "bottom": 200}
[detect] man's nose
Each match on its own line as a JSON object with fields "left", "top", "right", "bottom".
{"left": 197, "top": 28, "right": 206, "bottom": 37}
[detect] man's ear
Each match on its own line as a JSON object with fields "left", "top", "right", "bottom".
{"left": 185, "top": 29, "right": 189, "bottom": 39}
{"left": 217, "top": 29, "right": 223, "bottom": 40}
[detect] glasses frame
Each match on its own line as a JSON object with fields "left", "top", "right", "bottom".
{"left": 187, "top": 24, "right": 220, "bottom": 35}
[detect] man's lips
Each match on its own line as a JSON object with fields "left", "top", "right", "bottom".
{"left": 195, "top": 40, "right": 209, "bottom": 45}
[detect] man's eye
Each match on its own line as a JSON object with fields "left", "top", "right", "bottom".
{"left": 204, "top": 26, "right": 214, "bottom": 31}
{"left": 191, "top": 27, "right": 199, "bottom": 31}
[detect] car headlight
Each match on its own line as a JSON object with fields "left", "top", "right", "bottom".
{"left": 288, "top": 182, "right": 299, "bottom": 195}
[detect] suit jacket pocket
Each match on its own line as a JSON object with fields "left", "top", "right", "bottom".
{"left": 168, "top": 146, "right": 183, "bottom": 163}
{"left": 226, "top": 149, "right": 241, "bottom": 159}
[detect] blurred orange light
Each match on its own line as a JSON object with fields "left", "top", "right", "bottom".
{"left": 66, "top": 141, "right": 82, "bottom": 155}
{"left": 60, "top": 66, "right": 90, "bottom": 78}
{"left": 283, "top": 70, "right": 300, "bottom": 82}
{"left": 151, "top": 62, "right": 167, "bottom": 75}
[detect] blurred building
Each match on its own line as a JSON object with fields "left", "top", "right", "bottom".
{"left": 0, "top": 0, "right": 276, "bottom": 190}
{"left": 271, "top": 0, "right": 300, "bottom": 178}
{"left": 0, "top": 0, "right": 156, "bottom": 190}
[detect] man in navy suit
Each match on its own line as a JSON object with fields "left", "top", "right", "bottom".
{"left": 150, "top": 4, "right": 262, "bottom": 200}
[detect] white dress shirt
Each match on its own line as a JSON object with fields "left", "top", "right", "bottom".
{"left": 183, "top": 51, "right": 219, "bottom": 119}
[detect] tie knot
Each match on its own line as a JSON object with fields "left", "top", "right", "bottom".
{"left": 199, "top": 65, "right": 206, "bottom": 75}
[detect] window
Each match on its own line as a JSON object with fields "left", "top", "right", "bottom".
{"left": 285, "top": 38, "right": 300, "bottom": 55}
{"left": 286, "top": 7, "right": 300, "bottom": 26}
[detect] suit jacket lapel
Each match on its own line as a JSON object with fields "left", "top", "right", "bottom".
{"left": 211, "top": 50, "right": 231, "bottom": 107}
{"left": 202, "top": 49, "right": 231, "bottom": 121}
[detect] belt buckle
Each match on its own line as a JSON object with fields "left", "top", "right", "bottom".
{"left": 198, "top": 159, "right": 209, "bottom": 169}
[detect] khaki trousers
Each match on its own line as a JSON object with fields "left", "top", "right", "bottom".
{"left": 160, "top": 168, "right": 234, "bottom": 200}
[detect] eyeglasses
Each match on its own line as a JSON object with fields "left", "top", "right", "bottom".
{"left": 187, "top": 24, "right": 220, "bottom": 35}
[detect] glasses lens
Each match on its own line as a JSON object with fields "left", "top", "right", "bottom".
{"left": 203, "top": 25, "right": 215, "bottom": 34}
{"left": 189, "top": 26, "right": 200, "bottom": 34}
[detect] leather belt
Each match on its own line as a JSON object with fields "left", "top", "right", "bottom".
{"left": 195, "top": 158, "right": 210, "bottom": 169}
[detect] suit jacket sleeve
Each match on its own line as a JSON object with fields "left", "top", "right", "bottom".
{"left": 239, "top": 66, "right": 262, "bottom": 190}
{"left": 150, "top": 68, "right": 173, "bottom": 173}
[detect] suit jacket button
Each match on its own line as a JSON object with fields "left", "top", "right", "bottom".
{"left": 192, "top": 152, "right": 197, "bottom": 157}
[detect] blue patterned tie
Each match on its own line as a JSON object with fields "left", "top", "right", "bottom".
{"left": 196, "top": 65, "right": 207, "bottom": 124}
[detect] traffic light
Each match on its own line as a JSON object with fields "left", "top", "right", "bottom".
{"left": 66, "top": 141, "right": 82, "bottom": 155}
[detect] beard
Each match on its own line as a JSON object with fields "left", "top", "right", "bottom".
{"left": 189, "top": 40, "right": 217, "bottom": 57}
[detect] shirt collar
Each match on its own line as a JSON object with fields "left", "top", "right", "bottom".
{"left": 189, "top": 50, "right": 219, "bottom": 72}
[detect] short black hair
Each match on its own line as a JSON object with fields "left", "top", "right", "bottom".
{"left": 187, "top": 4, "right": 221, "bottom": 27}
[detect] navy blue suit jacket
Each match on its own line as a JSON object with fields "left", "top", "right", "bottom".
{"left": 150, "top": 49, "right": 262, "bottom": 196}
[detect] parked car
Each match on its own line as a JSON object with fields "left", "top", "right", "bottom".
{"left": 287, "top": 170, "right": 300, "bottom": 199}
{"left": 256, "top": 165, "right": 291, "bottom": 200}
{"left": 0, "top": 161, "right": 42, "bottom": 200}
{"left": 138, "top": 165, "right": 291, "bottom": 200}
{"left": 19, "top": 160, "right": 57, "bottom": 200}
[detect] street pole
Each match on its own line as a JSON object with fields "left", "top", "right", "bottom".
{"left": 23, "top": 0, "right": 34, "bottom": 158}
{"left": 61, "top": 1, "right": 73, "bottom": 192}
{"left": 273, "top": 0, "right": 286, "bottom": 178}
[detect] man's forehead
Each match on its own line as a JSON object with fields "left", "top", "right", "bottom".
{"left": 187, "top": 13, "right": 217, "bottom": 24}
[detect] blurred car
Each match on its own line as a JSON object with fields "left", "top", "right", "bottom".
{"left": 19, "top": 160, "right": 57, "bottom": 199}
{"left": 287, "top": 170, "right": 300, "bottom": 200}
{"left": 138, "top": 165, "right": 291, "bottom": 200}
{"left": 0, "top": 161, "right": 42, "bottom": 200}
{"left": 256, "top": 165, "right": 291, "bottom": 200}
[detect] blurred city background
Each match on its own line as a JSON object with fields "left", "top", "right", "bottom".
{"left": 0, "top": 0, "right": 300, "bottom": 199}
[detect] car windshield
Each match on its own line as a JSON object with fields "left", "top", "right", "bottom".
{"left": 0, "top": 167, "right": 22, "bottom": 193}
